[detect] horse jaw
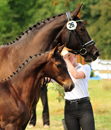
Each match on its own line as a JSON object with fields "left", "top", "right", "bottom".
{"left": 84, "top": 55, "right": 93, "bottom": 62}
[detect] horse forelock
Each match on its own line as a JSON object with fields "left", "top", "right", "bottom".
{"left": 2, "top": 12, "right": 65, "bottom": 46}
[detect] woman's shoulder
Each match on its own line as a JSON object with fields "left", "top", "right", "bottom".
{"left": 78, "top": 63, "right": 90, "bottom": 68}
{"left": 84, "top": 64, "right": 90, "bottom": 68}
{"left": 79, "top": 63, "right": 91, "bottom": 71}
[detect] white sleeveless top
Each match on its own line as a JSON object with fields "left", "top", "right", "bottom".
{"left": 64, "top": 63, "right": 91, "bottom": 100}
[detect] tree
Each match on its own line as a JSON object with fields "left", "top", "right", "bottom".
{"left": 0, "top": 0, "right": 19, "bottom": 43}
{"left": 87, "top": 0, "right": 111, "bottom": 59}
{"left": 1, "top": 0, "right": 110, "bottom": 59}
{"left": 8, "top": 0, "right": 37, "bottom": 28}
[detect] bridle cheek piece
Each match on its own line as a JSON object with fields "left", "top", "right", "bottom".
{"left": 66, "top": 12, "right": 95, "bottom": 56}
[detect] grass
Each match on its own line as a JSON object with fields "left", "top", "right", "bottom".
{"left": 26, "top": 80, "right": 111, "bottom": 130}
{"left": 89, "top": 80, "right": 111, "bottom": 130}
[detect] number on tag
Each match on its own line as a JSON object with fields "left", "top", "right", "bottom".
{"left": 66, "top": 21, "right": 77, "bottom": 30}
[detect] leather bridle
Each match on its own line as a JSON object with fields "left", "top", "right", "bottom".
{"left": 40, "top": 77, "right": 51, "bottom": 87}
{"left": 66, "top": 12, "right": 95, "bottom": 56}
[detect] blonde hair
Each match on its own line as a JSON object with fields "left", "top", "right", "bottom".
{"left": 61, "top": 47, "right": 72, "bottom": 56}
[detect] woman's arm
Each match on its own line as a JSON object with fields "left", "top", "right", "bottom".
{"left": 64, "top": 58, "right": 85, "bottom": 79}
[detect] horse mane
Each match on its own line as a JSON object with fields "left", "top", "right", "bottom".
{"left": 3, "top": 13, "right": 65, "bottom": 46}
{"left": 1, "top": 51, "right": 49, "bottom": 81}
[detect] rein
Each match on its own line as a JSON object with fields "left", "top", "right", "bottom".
{"left": 66, "top": 12, "right": 95, "bottom": 56}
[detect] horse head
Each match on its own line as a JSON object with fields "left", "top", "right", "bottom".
{"left": 53, "top": 4, "right": 99, "bottom": 62}
{"left": 44, "top": 44, "right": 74, "bottom": 92}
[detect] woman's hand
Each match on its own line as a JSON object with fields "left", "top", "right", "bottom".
{"left": 63, "top": 53, "right": 70, "bottom": 61}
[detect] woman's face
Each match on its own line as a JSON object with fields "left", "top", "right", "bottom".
{"left": 67, "top": 53, "right": 76, "bottom": 64}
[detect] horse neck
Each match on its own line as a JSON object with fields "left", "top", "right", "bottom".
{"left": 11, "top": 13, "right": 68, "bottom": 54}
{"left": 11, "top": 53, "right": 48, "bottom": 106}
{"left": 0, "top": 13, "right": 68, "bottom": 79}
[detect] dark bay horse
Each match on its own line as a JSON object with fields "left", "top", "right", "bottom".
{"left": 0, "top": 4, "right": 99, "bottom": 129}
{"left": 0, "top": 4, "right": 99, "bottom": 80}
{"left": 0, "top": 45, "right": 74, "bottom": 130}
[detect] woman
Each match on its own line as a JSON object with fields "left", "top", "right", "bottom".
{"left": 62, "top": 48, "right": 95, "bottom": 130}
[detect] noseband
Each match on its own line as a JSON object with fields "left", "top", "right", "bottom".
{"left": 66, "top": 12, "right": 95, "bottom": 56}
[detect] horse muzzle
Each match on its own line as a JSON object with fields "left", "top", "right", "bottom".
{"left": 93, "top": 50, "right": 100, "bottom": 60}
{"left": 84, "top": 50, "right": 100, "bottom": 62}
{"left": 64, "top": 83, "right": 75, "bottom": 92}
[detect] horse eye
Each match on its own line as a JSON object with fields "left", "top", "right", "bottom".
{"left": 55, "top": 64, "right": 62, "bottom": 69}
{"left": 80, "top": 27, "right": 85, "bottom": 31}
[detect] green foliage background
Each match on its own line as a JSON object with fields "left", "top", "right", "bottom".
{"left": 0, "top": 0, "right": 111, "bottom": 59}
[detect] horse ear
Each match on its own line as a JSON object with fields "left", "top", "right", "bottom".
{"left": 47, "top": 43, "right": 65, "bottom": 61}
{"left": 57, "top": 43, "right": 66, "bottom": 53}
{"left": 47, "top": 43, "right": 61, "bottom": 61}
{"left": 71, "top": 4, "right": 83, "bottom": 18}
{"left": 53, "top": 43, "right": 66, "bottom": 54}
{"left": 53, "top": 43, "right": 61, "bottom": 54}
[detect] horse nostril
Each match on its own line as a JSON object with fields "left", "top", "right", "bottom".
{"left": 94, "top": 50, "right": 100, "bottom": 57}
{"left": 70, "top": 84, "right": 74, "bottom": 91}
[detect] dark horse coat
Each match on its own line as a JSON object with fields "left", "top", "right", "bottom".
{"left": 0, "top": 45, "right": 74, "bottom": 130}
{"left": 0, "top": 4, "right": 99, "bottom": 130}
{"left": 0, "top": 4, "right": 99, "bottom": 81}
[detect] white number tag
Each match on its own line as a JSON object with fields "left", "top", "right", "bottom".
{"left": 66, "top": 21, "right": 77, "bottom": 30}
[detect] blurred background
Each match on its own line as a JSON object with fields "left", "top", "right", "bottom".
{"left": 0, "top": 1, "right": 111, "bottom": 130}
{"left": 0, "top": 0, "right": 111, "bottom": 59}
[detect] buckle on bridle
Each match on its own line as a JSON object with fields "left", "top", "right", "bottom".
{"left": 80, "top": 48, "right": 87, "bottom": 55}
